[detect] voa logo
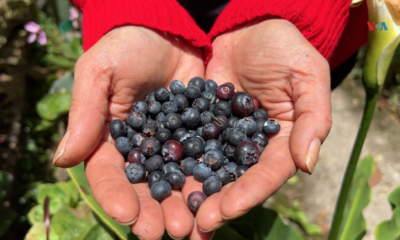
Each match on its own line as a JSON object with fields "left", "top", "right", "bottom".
{"left": 367, "top": 22, "right": 388, "bottom": 31}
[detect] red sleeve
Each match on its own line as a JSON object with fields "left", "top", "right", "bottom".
{"left": 208, "top": 0, "right": 352, "bottom": 62}
{"left": 69, "top": 0, "right": 212, "bottom": 57}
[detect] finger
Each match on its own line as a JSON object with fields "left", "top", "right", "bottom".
{"left": 161, "top": 190, "right": 194, "bottom": 239}
{"left": 131, "top": 183, "right": 165, "bottom": 240}
{"left": 53, "top": 51, "right": 112, "bottom": 168}
{"left": 85, "top": 141, "right": 139, "bottom": 224}
{"left": 196, "top": 183, "right": 233, "bottom": 233}
{"left": 181, "top": 176, "right": 203, "bottom": 202}
{"left": 189, "top": 219, "right": 214, "bottom": 240}
{"left": 219, "top": 128, "right": 297, "bottom": 219}
{"left": 289, "top": 59, "right": 332, "bottom": 174}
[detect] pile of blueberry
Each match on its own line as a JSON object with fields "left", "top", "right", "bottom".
{"left": 110, "top": 77, "right": 280, "bottom": 213}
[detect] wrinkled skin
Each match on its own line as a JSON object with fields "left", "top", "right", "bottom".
{"left": 53, "top": 19, "right": 332, "bottom": 239}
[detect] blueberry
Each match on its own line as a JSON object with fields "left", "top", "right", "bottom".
{"left": 173, "top": 128, "right": 191, "bottom": 143}
{"left": 140, "top": 138, "right": 161, "bottom": 157}
{"left": 221, "top": 128, "right": 230, "bottom": 142}
{"left": 154, "top": 87, "right": 170, "bottom": 103}
{"left": 256, "top": 119, "right": 266, "bottom": 132}
{"left": 147, "top": 171, "right": 165, "bottom": 188}
{"left": 145, "top": 155, "right": 164, "bottom": 172}
{"left": 156, "top": 112, "right": 167, "bottom": 122}
{"left": 203, "top": 176, "right": 222, "bottom": 195}
{"left": 253, "top": 108, "right": 268, "bottom": 120}
{"left": 172, "top": 94, "right": 189, "bottom": 111}
{"left": 215, "top": 171, "right": 230, "bottom": 185}
{"left": 256, "top": 144, "right": 265, "bottom": 154}
{"left": 157, "top": 121, "right": 167, "bottom": 130}
{"left": 223, "top": 162, "right": 238, "bottom": 173}
{"left": 131, "top": 133, "right": 146, "bottom": 147}
{"left": 205, "top": 79, "right": 218, "bottom": 91}
{"left": 182, "top": 108, "right": 200, "bottom": 129}
{"left": 188, "top": 130, "right": 199, "bottom": 137}
{"left": 155, "top": 129, "right": 172, "bottom": 144}
{"left": 197, "top": 126, "right": 203, "bottom": 137}
{"left": 227, "top": 128, "right": 247, "bottom": 147}
{"left": 184, "top": 86, "right": 201, "bottom": 101}
{"left": 165, "top": 171, "right": 186, "bottom": 188}
{"left": 180, "top": 157, "right": 197, "bottom": 175}
{"left": 169, "top": 92, "right": 175, "bottom": 101}
{"left": 147, "top": 119, "right": 156, "bottom": 124}
{"left": 231, "top": 92, "right": 254, "bottom": 117}
{"left": 187, "top": 191, "right": 207, "bottom": 214}
{"left": 213, "top": 115, "right": 229, "bottom": 131}
{"left": 202, "top": 122, "right": 220, "bottom": 140}
{"left": 204, "top": 149, "right": 225, "bottom": 170}
{"left": 169, "top": 80, "right": 185, "bottom": 95}
{"left": 262, "top": 119, "right": 281, "bottom": 134}
{"left": 115, "top": 137, "right": 132, "bottom": 155}
{"left": 127, "top": 148, "right": 146, "bottom": 164}
{"left": 150, "top": 181, "right": 171, "bottom": 201}
{"left": 234, "top": 141, "right": 260, "bottom": 166}
{"left": 234, "top": 165, "right": 248, "bottom": 179}
{"left": 162, "top": 162, "right": 181, "bottom": 175}
{"left": 216, "top": 83, "right": 235, "bottom": 100}
{"left": 201, "top": 90, "right": 217, "bottom": 104}
{"left": 183, "top": 137, "right": 204, "bottom": 159}
{"left": 192, "top": 97, "right": 210, "bottom": 113}
{"left": 223, "top": 144, "right": 235, "bottom": 160}
{"left": 126, "top": 125, "right": 137, "bottom": 140}
{"left": 251, "top": 132, "right": 268, "bottom": 147}
{"left": 204, "top": 139, "right": 223, "bottom": 152}
{"left": 125, "top": 163, "right": 146, "bottom": 183}
{"left": 161, "top": 140, "right": 184, "bottom": 162}
{"left": 213, "top": 101, "right": 232, "bottom": 118}
{"left": 193, "top": 163, "right": 212, "bottom": 182}
{"left": 228, "top": 117, "right": 239, "bottom": 128}
{"left": 236, "top": 117, "right": 257, "bottom": 136}
{"left": 109, "top": 119, "right": 127, "bottom": 139}
{"left": 209, "top": 104, "right": 215, "bottom": 113}
{"left": 188, "top": 77, "right": 205, "bottom": 92}
{"left": 162, "top": 101, "right": 178, "bottom": 115}
{"left": 200, "top": 111, "right": 213, "bottom": 126}
{"left": 148, "top": 101, "right": 162, "bottom": 116}
{"left": 142, "top": 122, "right": 157, "bottom": 137}
{"left": 127, "top": 112, "right": 147, "bottom": 130}
{"left": 165, "top": 113, "right": 182, "bottom": 131}
{"left": 145, "top": 92, "right": 156, "bottom": 103}
{"left": 132, "top": 101, "right": 148, "bottom": 114}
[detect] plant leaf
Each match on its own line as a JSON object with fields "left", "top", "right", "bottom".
{"left": 37, "top": 184, "right": 69, "bottom": 215}
{"left": 283, "top": 200, "right": 322, "bottom": 236}
{"left": 338, "top": 155, "right": 374, "bottom": 240}
{"left": 70, "top": 38, "right": 84, "bottom": 57}
{"left": 27, "top": 205, "right": 44, "bottom": 225}
{"left": 45, "top": 54, "right": 76, "bottom": 68}
{"left": 374, "top": 186, "right": 400, "bottom": 240}
{"left": 232, "top": 206, "right": 304, "bottom": 240}
{"left": 82, "top": 224, "right": 115, "bottom": 240}
{"left": 49, "top": 72, "right": 74, "bottom": 94}
{"left": 24, "top": 222, "right": 60, "bottom": 240}
{"left": 36, "top": 92, "right": 72, "bottom": 120}
{"left": 67, "top": 163, "right": 137, "bottom": 240}
{"left": 56, "top": 181, "right": 80, "bottom": 207}
{"left": 387, "top": 186, "right": 400, "bottom": 210}
{"left": 213, "top": 224, "right": 249, "bottom": 240}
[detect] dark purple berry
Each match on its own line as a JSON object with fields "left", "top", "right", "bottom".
{"left": 180, "top": 157, "right": 197, "bottom": 175}
{"left": 125, "top": 163, "right": 146, "bottom": 183}
{"left": 216, "top": 84, "right": 235, "bottom": 100}
{"left": 234, "top": 165, "right": 248, "bottom": 179}
{"left": 155, "top": 129, "right": 172, "bottom": 144}
{"left": 183, "top": 137, "right": 204, "bottom": 159}
{"left": 231, "top": 92, "right": 254, "bottom": 117}
{"left": 140, "top": 138, "right": 161, "bottom": 157}
{"left": 115, "top": 137, "right": 132, "bottom": 155}
{"left": 213, "top": 115, "right": 229, "bottom": 131}
{"left": 145, "top": 155, "right": 164, "bottom": 172}
{"left": 165, "top": 171, "right": 186, "bottom": 188}
{"left": 227, "top": 128, "right": 247, "bottom": 146}
{"left": 202, "top": 122, "right": 220, "bottom": 139}
{"left": 154, "top": 87, "right": 170, "bottom": 103}
{"left": 150, "top": 181, "right": 171, "bottom": 201}
{"left": 182, "top": 108, "right": 200, "bottom": 129}
{"left": 188, "top": 77, "right": 205, "bottom": 92}
{"left": 132, "top": 101, "right": 148, "bottom": 114}
{"left": 127, "top": 148, "right": 146, "bottom": 164}
{"left": 161, "top": 140, "right": 184, "bottom": 162}
{"left": 203, "top": 176, "right": 222, "bottom": 196}
{"left": 262, "top": 119, "right": 281, "bottom": 134}
{"left": 187, "top": 191, "right": 207, "bottom": 213}
{"left": 147, "top": 171, "right": 165, "bottom": 188}
{"left": 165, "top": 113, "right": 182, "bottom": 131}
{"left": 234, "top": 141, "right": 260, "bottom": 166}
{"left": 192, "top": 97, "right": 210, "bottom": 113}
{"left": 253, "top": 98, "right": 260, "bottom": 109}
{"left": 169, "top": 80, "right": 185, "bottom": 95}
{"left": 110, "top": 119, "right": 126, "bottom": 139}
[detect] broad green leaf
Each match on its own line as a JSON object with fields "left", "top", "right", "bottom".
{"left": 213, "top": 224, "right": 249, "bottom": 240}
{"left": 67, "top": 163, "right": 137, "bottom": 240}
{"left": 49, "top": 72, "right": 74, "bottom": 94}
{"left": 51, "top": 205, "right": 96, "bottom": 239}
{"left": 70, "top": 38, "right": 84, "bottom": 57}
{"left": 282, "top": 200, "right": 322, "bottom": 235}
{"left": 233, "top": 206, "right": 304, "bottom": 240}
{"left": 24, "top": 222, "right": 60, "bottom": 240}
{"left": 0, "top": 208, "right": 17, "bottom": 237}
{"left": 37, "top": 183, "right": 69, "bottom": 215}
{"left": 339, "top": 155, "right": 374, "bottom": 240}
{"left": 82, "top": 224, "right": 115, "bottom": 240}
{"left": 45, "top": 54, "right": 76, "bottom": 68}
{"left": 374, "top": 186, "right": 400, "bottom": 240}
{"left": 34, "top": 119, "right": 55, "bottom": 132}
{"left": 56, "top": 181, "right": 80, "bottom": 207}
{"left": 37, "top": 92, "right": 72, "bottom": 120}
{"left": 27, "top": 205, "right": 44, "bottom": 225}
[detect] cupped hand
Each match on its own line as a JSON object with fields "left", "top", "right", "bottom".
{"left": 195, "top": 19, "right": 332, "bottom": 232}
{"left": 52, "top": 26, "right": 212, "bottom": 240}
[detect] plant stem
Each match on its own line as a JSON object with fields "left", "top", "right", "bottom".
{"left": 328, "top": 92, "right": 378, "bottom": 240}
{"left": 211, "top": 114, "right": 222, "bottom": 125}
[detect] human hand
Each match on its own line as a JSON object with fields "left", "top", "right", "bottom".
{"left": 52, "top": 26, "right": 212, "bottom": 240}
{"left": 195, "top": 19, "right": 332, "bottom": 232}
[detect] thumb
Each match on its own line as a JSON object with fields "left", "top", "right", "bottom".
{"left": 289, "top": 65, "right": 332, "bottom": 174}
{"left": 52, "top": 54, "right": 111, "bottom": 168}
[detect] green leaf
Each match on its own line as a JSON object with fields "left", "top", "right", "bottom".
{"left": 0, "top": 208, "right": 17, "bottom": 237}
{"left": 70, "top": 38, "right": 84, "bottom": 57}
{"left": 338, "top": 155, "right": 374, "bottom": 240}
{"left": 49, "top": 72, "right": 74, "bottom": 94}
{"left": 36, "top": 92, "right": 72, "bottom": 120}
{"left": 213, "top": 224, "right": 249, "bottom": 240}
{"left": 67, "top": 163, "right": 137, "bottom": 240}
{"left": 374, "top": 186, "right": 400, "bottom": 240}
{"left": 34, "top": 119, "right": 55, "bottom": 132}
{"left": 282, "top": 200, "right": 322, "bottom": 235}
{"left": 37, "top": 183, "right": 69, "bottom": 215}
{"left": 45, "top": 54, "right": 76, "bottom": 68}
{"left": 24, "top": 222, "right": 60, "bottom": 240}
{"left": 82, "top": 224, "right": 115, "bottom": 240}
{"left": 232, "top": 206, "right": 304, "bottom": 240}
{"left": 56, "top": 181, "right": 80, "bottom": 207}
{"left": 27, "top": 205, "right": 44, "bottom": 225}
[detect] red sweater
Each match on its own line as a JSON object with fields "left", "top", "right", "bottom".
{"left": 70, "top": 0, "right": 368, "bottom": 70}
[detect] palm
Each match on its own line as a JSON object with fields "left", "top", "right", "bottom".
{"left": 195, "top": 19, "right": 332, "bottom": 231}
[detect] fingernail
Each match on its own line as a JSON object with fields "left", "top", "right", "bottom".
{"left": 199, "top": 222, "right": 224, "bottom": 233}
{"left": 167, "top": 232, "right": 183, "bottom": 240}
{"left": 52, "top": 130, "right": 70, "bottom": 167}
{"left": 222, "top": 210, "right": 246, "bottom": 220}
{"left": 114, "top": 217, "right": 137, "bottom": 226}
{"left": 306, "top": 138, "right": 321, "bottom": 174}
